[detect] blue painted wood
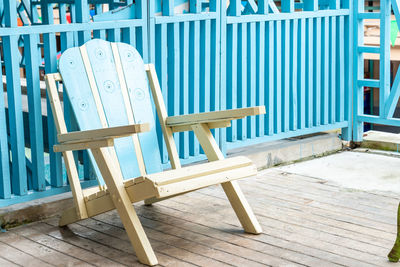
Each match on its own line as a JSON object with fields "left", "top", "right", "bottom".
{"left": 282, "top": 19, "right": 290, "bottom": 132}
{"left": 321, "top": 16, "right": 329, "bottom": 125}
{"left": 298, "top": 18, "right": 306, "bottom": 129}
{"left": 3, "top": 0, "right": 27, "bottom": 196}
{"left": 266, "top": 20, "right": 274, "bottom": 136}
{"left": 247, "top": 22, "right": 256, "bottom": 139}
{"left": 314, "top": 17, "right": 322, "bottom": 127}
{"left": 167, "top": 22, "right": 180, "bottom": 153}
{"left": 274, "top": 20, "right": 282, "bottom": 134}
{"left": 227, "top": 23, "right": 238, "bottom": 142}
{"left": 0, "top": 0, "right": 354, "bottom": 204}
{"left": 237, "top": 22, "right": 247, "bottom": 140}
{"left": 0, "top": 59, "right": 11, "bottom": 199}
{"left": 155, "top": 23, "right": 169, "bottom": 163}
{"left": 380, "top": 0, "right": 391, "bottom": 117}
{"left": 330, "top": 16, "right": 336, "bottom": 124}
{"left": 24, "top": 34, "right": 45, "bottom": 191}
{"left": 42, "top": 2, "right": 63, "bottom": 187}
{"left": 306, "top": 18, "right": 314, "bottom": 128}
{"left": 179, "top": 22, "right": 190, "bottom": 159}
{"left": 85, "top": 39, "right": 148, "bottom": 178}
{"left": 58, "top": 44, "right": 105, "bottom": 184}
{"left": 256, "top": 21, "right": 265, "bottom": 137}
{"left": 337, "top": 16, "right": 345, "bottom": 122}
{"left": 352, "top": 0, "right": 364, "bottom": 141}
{"left": 117, "top": 41, "right": 163, "bottom": 174}
{"left": 290, "top": 19, "right": 298, "bottom": 131}
{"left": 189, "top": 20, "right": 201, "bottom": 155}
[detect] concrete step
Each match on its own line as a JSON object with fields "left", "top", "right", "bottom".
{"left": 362, "top": 130, "right": 400, "bottom": 152}
{"left": 228, "top": 132, "right": 343, "bottom": 170}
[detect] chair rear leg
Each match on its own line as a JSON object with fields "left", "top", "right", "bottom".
{"left": 92, "top": 148, "right": 158, "bottom": 266}
{"left": 221, "top": 181, "right": 262, "bottom": 234}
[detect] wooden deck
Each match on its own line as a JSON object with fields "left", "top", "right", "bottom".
{"left": 0, "top": 167, "right": 397, "bottom": 267}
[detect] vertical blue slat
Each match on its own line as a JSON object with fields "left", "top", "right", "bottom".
{"left": 266, "top": 21, "right": 274, "bottom": 136}
{"left": 210, "top": 1, "right": 221, "bottom": 149}
{"left": 0, "top": 59, "right": 11, "bottom": 199}
{"left": 274, "top": 20, "right": 282, "bottom": 134}
{"left": 24, "top": 34, "right": 45, "bottom": 191}
{"left": 155, "top": 23, "right": 169, "bottom": 163}
{"left": 321, "top": 16, "right": 329, "bottom": 125}
{"left": 219, "top": 0, "right": 227, "bottom": 153}
{"left": 200, "top": 21, "right": 211, "bottom": 114}
{"left": 247, "top": 22, "right": 256, "bottom": 139}
{"left": 306, "top": 18, "right": 314, "bottom": 128}
{"left": 42, "top": 2, "right": 63, "bottom": 187}
{"left": 338, "top": 16, "right": 345, "bottom": 122}
{"left": 167, "top": 22, "right": 180, "bottom": 153}
{"left": 330, "top": 16, "right": 337, "bottom": 124}
{"left": 256, "top": 21, "right": 265, "bottom": 137}
{"left": 298, "top": 18, "right": 306, "bottom": 129}
{"left": 380, "top": 0, "right": 391, "bottom": 117}
{"left": 282, "top": 19, "right": 290, "bottom": 132}
{"left": 290, "top": 19, "right": 298, "bottom": 131}
{"left": 237, "top": 23, "right": 247, "bottom": 140}
{"left": 314, "top": 17, "right": 322, "bottom": 126}
{"left": 342, "top": 0, "right": 352, "bottom": 141}
{"left": 189, "top": 20, "right": 200, "bottom": 156}
{"left": 353, "top": 0, "right": 364, "bottom": 141}
{"left": 75, "top": 0, "right": 90, "bottom": 44}
{"left": 180, "top": 22, "right": 189, "bottom": 159}
{"left": 227, "top": 23, "right": 238, "bottom": 141}
{"left": 4, "top": 0, "right": 27, "bottom": 195}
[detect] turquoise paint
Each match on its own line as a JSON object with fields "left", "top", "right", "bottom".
{"left": 0, "top": 1, "right": 355, "bottom": 206}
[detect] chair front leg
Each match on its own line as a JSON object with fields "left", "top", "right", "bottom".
{"left": 191, "top": 123, "right": 262, "bottom": 234}
{"left": 91, "top": 147, "right": 158, "bottom": 266}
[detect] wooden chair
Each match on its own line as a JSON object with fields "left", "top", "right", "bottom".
{"left": 45, "top": 39, "right": 265, "bottom": 266}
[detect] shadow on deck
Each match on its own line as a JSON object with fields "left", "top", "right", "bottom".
{"left": 0, "top": 151, "right": 397, "bottom": 267}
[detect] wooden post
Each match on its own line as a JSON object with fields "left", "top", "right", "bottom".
{"left": 3, "top": 0, "right": 28, "bottom": 195}
{"left": 303, "top": 0, "right": 317, "bottom": 11}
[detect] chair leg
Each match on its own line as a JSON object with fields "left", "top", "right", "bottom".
{"left": 221, "top": 181, "right": 262, "bottom": 234}
{"left": 91, "top": 148, "right": 158, "bottom": 266}
{"left": 389, "top": 203, "right": 400, "bottom": 262}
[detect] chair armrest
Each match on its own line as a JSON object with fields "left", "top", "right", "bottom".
{"left": 165, "top": 106, "right": 266, "bottom": 128}
{"left": 53, "top": 124, "right": 150, "bottom": 153}
{"left": 57, "top": 123, "right": 150, "bottom": 144}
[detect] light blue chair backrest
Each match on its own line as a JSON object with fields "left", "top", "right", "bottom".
{"left": 59, "top": 39, "right": 163, "bottom": 182}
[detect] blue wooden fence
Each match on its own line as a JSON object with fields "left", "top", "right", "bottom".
{"left": 0, "top": 0, "right": 353, "bottom": 207}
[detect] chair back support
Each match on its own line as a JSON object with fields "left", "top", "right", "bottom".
{"left": 59, "top": 39, "right": 163, "bottom": 180}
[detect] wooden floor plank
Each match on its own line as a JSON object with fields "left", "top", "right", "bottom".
{"left": 251, "top": 174, "right": 396, "bottom": 225}
{"left": 0, "top": 241, "right": 45, "bottom": 267}
{"left": 0, "top": 230, "right": 89, "bottom": 266}
{"left": 13, "top": 223, "right": 125, "bottom": 267}
{"left": 92, "top": 212, "right": 305, "bottom": 267}
{"left": 150, "top": 192, "right": 388, "bottom": 267}
{"left": 257, "top": 170, "right": 397, "bottom": 214}
{"left": 79, "top": 217, "right": 261, "bottom": 267}
{"left": 45, "top": 217, "right": 195, "bottom": 267}
{"left": 199, "top": 182, "right": 396, "bottom": 242}
{"left": 4, "top": 167, "right": 397, "bottom": 267}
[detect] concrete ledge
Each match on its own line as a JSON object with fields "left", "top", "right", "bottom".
{"left": 362, "top": 130, "right": 400, "bottom": 152}
{"left": 0, "top": 132, "right": 343, "bottom": 229}
{"left": 228, "top": 132, "right": 343, "bottom": 170}
{"left": 0, "top": 192, "right": 73, "bottom": 229}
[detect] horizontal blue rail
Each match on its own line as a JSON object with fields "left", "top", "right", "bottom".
{"left": 0, "top": 0, "right": 352, "bottom": 207}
